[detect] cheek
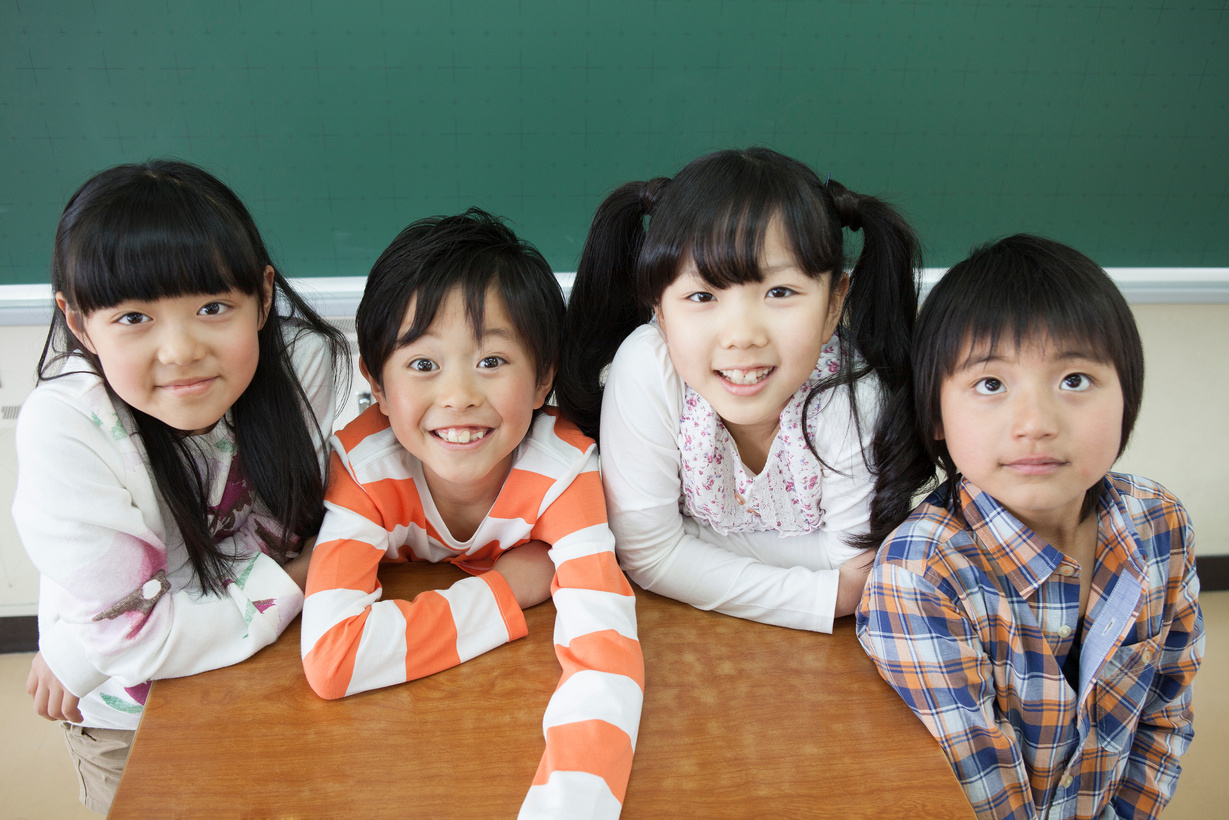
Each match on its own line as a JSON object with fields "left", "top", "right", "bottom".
{"left": 226, "top": 330, "right": 263, "bottom": 389}
{"left": 934, "top": 399, "right": 985, "bottom": 472}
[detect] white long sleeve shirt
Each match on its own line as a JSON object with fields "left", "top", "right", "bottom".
{"left": 599, "top": 323, "right": 878, "bottom": 633}
{"left": 13, "top": 328, "right": 336, "bottom": 729}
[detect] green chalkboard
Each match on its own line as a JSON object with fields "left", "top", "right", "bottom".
{"left": 2, "top": 1, "right": 1226, "bottom": 286}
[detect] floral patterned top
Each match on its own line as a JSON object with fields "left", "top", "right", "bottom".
{"left": 678, "top": 336, "right": 844, "bottom": 536}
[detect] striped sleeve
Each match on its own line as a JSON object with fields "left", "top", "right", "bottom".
{"left": 519, "top": 451, "right": 645, "bottom": 820}
{"left": 300, "top": 437, "right": 528, "bottom": 700}
{"left": 857, "top": 560, "right": 1037, "bottom": 820}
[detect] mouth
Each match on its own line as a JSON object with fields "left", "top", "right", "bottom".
{"left": 159, "top": 377, "right": 216, "bottom": 396}
{"left": 1004, "top": 456, "right": 1068, "bottom": 475}
{"left": 432, "top": 427, "right": 491, "bottom": 444}
{"left": 717, "top": 366, "right": 775, "bottom": 386}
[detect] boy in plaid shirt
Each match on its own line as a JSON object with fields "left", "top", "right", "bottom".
{"left": 856, "top": 235, "right": 1204, "bottom": 820}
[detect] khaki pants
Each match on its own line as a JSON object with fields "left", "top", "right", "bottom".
{"left": 61, "top": 723, "right": 135, "bottom": 814}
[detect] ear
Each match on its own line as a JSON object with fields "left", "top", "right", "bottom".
{"left": 652, "top": 305, "right": 667, "bottom": 343}
{"left": 56, "top": 292, "right": 97, "bottom": 355}
{"left": 933, "top": 420, "right": 945, "bottom": 441}
{"left": 822, "top": 273, "right": 850, "bottom": 340}
{"left": 358, "top": 357, "right": 389, "bottom": 416}
{"left": 533, "top": 364, "right": 557, "bottom": 410}
{"left": 258, "top": 266, "right": 276, "bottom": 329}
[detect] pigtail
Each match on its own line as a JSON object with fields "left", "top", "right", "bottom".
{"left": 792, "top": 180, "right": 922, "bottom": 549}
{"left": 824, "top": 180, "right": 920, "bottom": 398}
{"left": 557, "top": 178, "right": 668, "bottom": 441}
{"left": 850, "top": 379, "right": 940, "bottom": 550}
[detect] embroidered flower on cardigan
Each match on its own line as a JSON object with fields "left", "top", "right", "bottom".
{"left": 677, "top": 337, "right": 843, "bottom": 536}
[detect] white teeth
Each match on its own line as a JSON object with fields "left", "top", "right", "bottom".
{"left": 719, "top": 367, "right": 772, "bottom": 386}
{"left": 437, "top": 428, "right": 487, "bottom": 444}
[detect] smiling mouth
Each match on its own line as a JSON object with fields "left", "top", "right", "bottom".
{"left": 433, "top": 427, "right": 490, "bottom": 444}
{"left": 718, "top": 367, "right": 774, "bottom": 386}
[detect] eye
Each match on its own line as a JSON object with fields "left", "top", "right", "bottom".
{"left": 115, "top": 312, "right": 149, "bottom": 326}
{"left": 1061, "top": 373, "right": 1092, "bottom": 391}
{"left": 409, "top": 358, "right": 437, "bottom": 373}
{"left": 198, "top": 301, "right": 229, "bottom": 316}
{"left": 974, "top": 377, "right": 1005, "bottom": 395}
{"left": 478, "top": 356, "right": 505, "bottom": 369}
{"left": 684, "top": 291, "right": 715, "bottom": 303}
{"left": 766, "top": 286, "right": 796, "bottom": 298}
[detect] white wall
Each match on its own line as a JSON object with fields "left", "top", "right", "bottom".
{"left": 1115, "top": 304, "right": 1229, "bottom": 556}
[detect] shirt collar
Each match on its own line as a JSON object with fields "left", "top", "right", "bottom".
{"left": 957, "top": 477, "right": 1065, "bottom": 599}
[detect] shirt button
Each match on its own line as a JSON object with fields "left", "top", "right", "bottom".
{"left": 1057, "top": 625, "right": 1073, "bottom": 638}
{"left": 1062, "top": 775, "right": 1074, "bottom": 789}
{"left": 1059, "top": 565, "right": 1075, "bottom": 577}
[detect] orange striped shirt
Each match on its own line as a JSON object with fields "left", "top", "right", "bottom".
{"left": 302, "top": 407, "right": 643, "bottom": 818}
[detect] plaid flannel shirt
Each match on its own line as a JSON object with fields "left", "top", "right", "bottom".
{"left": 857, "top": 473, "right": 1203, "bottom": 820}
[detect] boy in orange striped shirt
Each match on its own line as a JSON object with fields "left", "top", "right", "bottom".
{"left": 302, "top": 209, "right": 644, "bottom": 819}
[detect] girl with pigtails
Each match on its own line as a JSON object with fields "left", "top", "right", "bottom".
{"left": 556, "top": 147, "right": 921, "bottom": 632}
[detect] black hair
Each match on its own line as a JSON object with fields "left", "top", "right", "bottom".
{"left": 42, "top": 159, "right": 349, "bottom": 595}
{"left": 557, "top": 147, "right": 921, "bottom": 541}
{"left": 862, "top": 233, "right": 1145, "bottom": 548}
{"left": 357, "top": 208, "right": 563, "bottom": 404}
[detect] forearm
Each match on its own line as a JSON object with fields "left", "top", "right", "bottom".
{"left": 41, "top": 551, "right": 302, "bottom": 694}
{"left": 301, "top": 534, "right": 527, "bottom": 699}
{"left": 523, "top": 505, "right": 643, "bottom": 819}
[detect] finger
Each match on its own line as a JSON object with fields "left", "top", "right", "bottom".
{"left": 62, "top": 694, "right": 83, "bottom": 724}
{"left": 31, "top": 683, "right": 53, "bottom": 721}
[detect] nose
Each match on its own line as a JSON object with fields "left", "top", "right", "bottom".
{"left": 156, "top": 322, "right": 206, "bottom": 366}
{"left": 719, "top": 300, "right": 769, "bottom": 350}
{"left": 437, "top": 366, "right": 482, "bottom": 410}
{"left": 1012, "top": 387, "right": 1059, "bottom": 440}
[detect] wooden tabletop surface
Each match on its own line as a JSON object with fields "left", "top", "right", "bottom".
{"left": 111, "top": 562, "right": 972, "bottom": 818}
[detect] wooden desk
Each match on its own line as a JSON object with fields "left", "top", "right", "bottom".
{"left": 111, "top": 563, "right": 972, "bottom": 818}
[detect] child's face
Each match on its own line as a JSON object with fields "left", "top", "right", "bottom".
{"left": 365, "top": 285, "right": 552, "bottom": 500}
{"left": 654, "top": 217, "right": 847, "bottom": 443}
{"left": 59, "top": 271, "right": 272, "bottom": 435}
{"left": 936, "top": 334, "right": 1124, "bottom": 537}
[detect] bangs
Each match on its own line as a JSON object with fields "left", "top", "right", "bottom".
{"left": 397, "top": 255, "right": 496, "bottom": 347}
{"left": 942, "top": 290, "right": 1121, "bottom": 379}
{"left": 639, "top": 148, "right": 843, "bottom": 300}
{"left": 57, "top": 166, "right": 268, "bottom": 314}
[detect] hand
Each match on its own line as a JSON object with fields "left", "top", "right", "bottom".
{"left": 284, "top": 537, "right": 317, "bottom": 592}
{"left": 834, "top": 548, "right": 877, "bottom": 618}
{"left": 26, "top": 652, "right": 83, "bottom": 723}
{"left": 493, "top": 541, "right": 555, "bottom": 610}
